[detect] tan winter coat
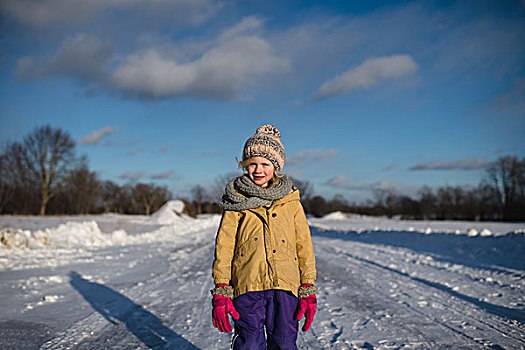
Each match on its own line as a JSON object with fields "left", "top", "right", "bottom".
{"left": 212, "top": 188, "right": 316, "bottom": 298}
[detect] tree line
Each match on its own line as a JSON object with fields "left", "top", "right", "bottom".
{"left": 300, "top": 156, "right": 524, "bottom": 221}
{"left": 0, "top": 125, "right": 171, "bottom": 215}
{"left": 183, "top": 156, "right": 525, "bottom": 221}
{"left": 1, "top": 125, "right": 524, "bottom": 221}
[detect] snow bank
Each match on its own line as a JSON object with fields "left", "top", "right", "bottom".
{"left": 0, "top": 221, "right": 148, "bottom": 250}
{"left": 312, "top": 213, "right": 525, "bottom": 237}
{"left": 320, "top": 211, "right": 348, "bottom": 220}
{"left": 0, "top": 207, "right": 221, "bottom": 254}
{"left": 38, "top": 221, "right": 112, "bottom": 248}
{"left": 150, "top": 200, "right": 192, "bottom": 225}
{"left": 1, "top": 221, "right": 126, "bottom": 250}
{"left": 1, "top": 228, "right": 29, "bottom": 249}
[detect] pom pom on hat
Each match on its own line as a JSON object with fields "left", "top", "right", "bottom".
{"left": 243, "top": 124, "right": 285, "bottom": 171}
{"left": 255, "top": 124, "right": 281, "bottom": 139}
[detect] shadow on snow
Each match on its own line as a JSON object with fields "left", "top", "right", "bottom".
{"left": 310, "top": 228, "right": 525, "bottom": 271}
{"left": 69, "top": 271, "right": 199, "bottom": 350}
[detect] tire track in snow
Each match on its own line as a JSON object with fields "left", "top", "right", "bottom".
{"left": 40, "top": 227, "right": 334, "bottom": 349}
{"left": 313, "top": 235, "right": 525, "bottom": 349}
{"left": 327, "top": 242, "right": 525, "bottom": 344}
{"left": 312, "top": 250, "right": 454, "bottom": 348}
{"left": 39, "top": 222, "right": 524, "bottom": 349}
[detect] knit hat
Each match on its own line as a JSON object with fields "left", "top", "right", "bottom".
{"left": 243, "top": 124, "right": 285, "bottom": 172}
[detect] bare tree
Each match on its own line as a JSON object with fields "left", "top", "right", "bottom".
{"left": 486, "top": 156, "right": 525, "bottom": 220}
{"left": 17, "top": 125, "right": 76, "bottom": 215}
{"left": 190, "top": 185, "right": 209, "bottom": 215}
{"left": 0, "top": 154, "right": 15, "bottom": 213}
{"left": 372, "top": 189, "right": 398, "bottom": 217}
{"left": 418, "top": 186, "right": 437, "bottom": 220}
{"left": 309, "top": 195, "right": 329, "bottom": 217}
{"left": 131, "top": 183, "right": 171, "bottom": 215}
{"left": 1, "top": 141, "right": 39, "bottom": 213}
{"left": 64, "top": 166, "right": 102, "bottom": 214}
{"left": 100, "top": 180, "right": 122, "bottom": 213}
{"left": 475, "top": 182, "right": 501, "bottom": 220}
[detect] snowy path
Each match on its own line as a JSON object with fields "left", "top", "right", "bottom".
{"left": 42, "top": 230, "right": 524, "bottom": 349}
{"left": 1, "top": 213, "right": 524, "bottom": 349}
{"left": 305, "top": 230, "right": 524, "bottom": 349}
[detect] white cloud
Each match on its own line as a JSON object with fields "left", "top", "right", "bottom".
{"left": 0, "top": 0, "right": 220, "bottom": 27}
{"left": 410, "top": 158, "right": 489, "bottom": 171}
{"left": 313, "top": 54, "right": 418, "bottom": 100}
{"left": 150, "top": 171, "right": 174, "bottom": 180}
{"left": 110, "top": 18, "right": 289, "bottom": 100}
{"left": 0, "top": 0, "right": 107, "bottom": 26}
{"left": 218, "top": 16, "right": 264, "bottom": 42}
{"left": 287, "top": 148, "right": 339, "bottom": 166}
{"left": 78, "top": 126, "right": 117, "bottom": 145}
{"left": 17, "top": 17, "right": 289, "bottom": 101}
{"left": 16, "top": 34, "right": 114, "bottom": 82}
{"left": 119, "top": 171, "right": 145, "bottom": 181}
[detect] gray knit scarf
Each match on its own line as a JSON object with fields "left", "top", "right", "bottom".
{"left": 221, "top": 174, "right": 293, "bottom": 211}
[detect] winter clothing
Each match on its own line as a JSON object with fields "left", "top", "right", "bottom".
{"left": 211, "top": 283, "right": 239, "bottom": 333}
{"left": 212, "top": 187, "right": 316, "bottom": 298}
{"left": 221, "top": 174, "right": 293, "bottom": 211}
{"left": 297, "top": 284, "right": 318, "bottom": 298}
{"left": 243, "top": 125, "right": 286, "bottom": 172}
{"left": 210, "top": 284, "right": 234, "bottom": 299}
{"left": 296, "top": 284, "right": 317, "bottom": 332}
{"left": 212, "top": 292, "right": 239, "bottom": 333}
{"left": 212, "top": 124, "right": 317, "bottom": 347}
{"left": 232, "top": 290, "right": 299, "bottom": 350}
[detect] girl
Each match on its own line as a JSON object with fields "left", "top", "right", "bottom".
{"left": 211, "top": 124, "right": 318, "bottom": 349}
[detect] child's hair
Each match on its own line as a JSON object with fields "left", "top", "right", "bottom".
{"left": 237, "top": 157, "right": 283, "bottom": 185}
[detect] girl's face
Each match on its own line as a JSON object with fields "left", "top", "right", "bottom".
{"left": 247, "top": 156, "right": 275, "bottom": 188}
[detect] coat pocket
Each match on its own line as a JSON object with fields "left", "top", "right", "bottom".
{"left": 273, "top": 220, "right": 296, "bottom": 260}
{"left": 231, "top": 236, "right": 260, "bottom": 287}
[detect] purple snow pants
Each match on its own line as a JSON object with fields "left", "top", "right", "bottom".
{"left": 232, "top": 290, "right": 299, "bottom": 350}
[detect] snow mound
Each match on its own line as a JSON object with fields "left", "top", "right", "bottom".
{"left": 321, "top": 211, "right": 348, "bottom": 220}
{"left": 1, "top": 228, "right": 29, "bottom": 249}
{"left": 150, "top": 200, "right": 191, "bottom": 225}
{"left": 36, "top": 221, "right": 111, "bottom": 248}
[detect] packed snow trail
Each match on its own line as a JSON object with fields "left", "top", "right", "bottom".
{"left": 1, "top": 211, "right": 524, "bottom": 349}
{"left": 304, "top": 229, "right": 524, "bottom": 349}
{"left": 41, "top": 229, "right": 524, "bottom": 349}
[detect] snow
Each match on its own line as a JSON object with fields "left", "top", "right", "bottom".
{"left": 309, "top": 212, "right": 523, "bottom": 236}
{"left": 149, "top": 200, "right": 191, "bottom": 225}
{"left": 0, "top": 211, "right": 524, "bottom": 349}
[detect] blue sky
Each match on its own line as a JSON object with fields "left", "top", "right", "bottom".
{"left": 1, "top": 0, "right": 524, "bottom": 203}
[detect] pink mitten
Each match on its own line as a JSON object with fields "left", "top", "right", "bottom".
{"left": 296, "top": 283, "right": 317, "bottom": 332}
{"left": 211, "top": 284, "right": 239, "bottom": 333}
